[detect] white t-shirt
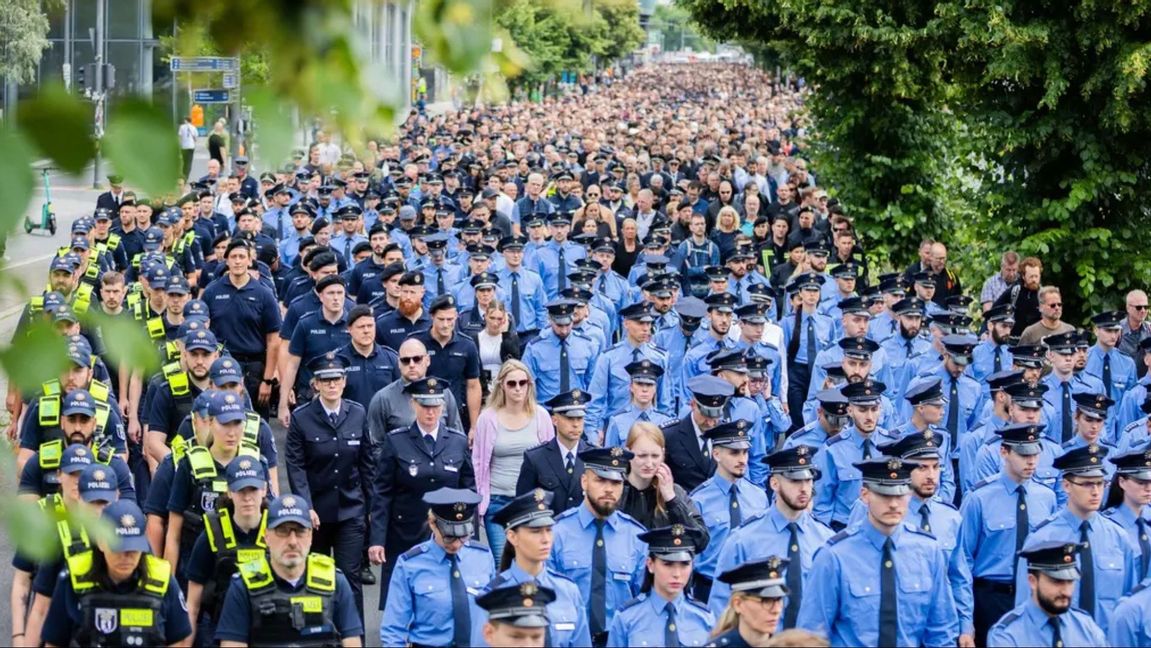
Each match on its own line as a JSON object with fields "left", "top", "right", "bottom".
{"left": 178, "top": 123, "right": 198, "bottom": 150}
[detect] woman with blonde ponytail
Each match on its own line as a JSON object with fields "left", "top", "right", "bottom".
{"left": 707, "top": 557, "right": 791, "bottom": 647}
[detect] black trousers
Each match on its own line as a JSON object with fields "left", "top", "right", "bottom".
{"left": 786, "top": 362, "right": 812, "bottom": 432}
{"left": 973, "top": 578, "right": 1015, "bottom": 647}
{"left": 236, "top": 357, "right": 269, "bottom": 418}
{"left": 312, "top": 516, "right": 365, "bottom": 620}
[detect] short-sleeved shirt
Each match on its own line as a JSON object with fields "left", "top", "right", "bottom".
{"left": 411, "top": 330, "right": 481, "bottom": 410}
{"left": 202, "top": 276, "right": 282, "bottom": 356}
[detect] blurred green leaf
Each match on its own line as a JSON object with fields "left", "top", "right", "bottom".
{"left": 0, "top": 127, "right": 37, "bottom": 236}
{"left": 103, "top": 100, "right": 180, "bottom": 197}
{"left": 247, "top": 88, "right": 294, "bottom": 173}
{"left": 0, "top": 321, "right": 69, "bottom": 392}
{"left": 18, "top": 85, "right": 96, "bottom": 174}
{"left": 5, "top": 498, "right": 59, "bottom": 562}
{"left": 86, "top": 312, "right": 160, "bottom": 376}
{"left": 66, "top": 505, "right": 117, "bottom": 549}
{"left": 416, "top": 0, "right": 494, "bottom": 76}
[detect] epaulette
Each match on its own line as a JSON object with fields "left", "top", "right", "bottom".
{"left": 401, "top": 544, "right": 429, "bottom": 560}
{"left": 827, "top": 527, "right": 856, "bottom": 546}
{"left": 659, "top": 418, "right": 679, "bottom": 429}
{"left": 570, "top": 329, "right": 592, "bottom": 341}
{"left": 972, "top": 476, "right": 997, "bottom": 491}
{"left": 386, "top": 427, "right": 409, "bottom": 436}
{"left": 554, "top": 507, "right": 579, "bottom": 521}
{"left": 1032, "top": 516, "right": 1056, "bottom": 533}
{"left": 463, "top": 541, "right": 492, "bottom": 555}
{"left": 826, "top": 430, "right": 851, "bottom": 446}
{"left": 614, "top": 510, "right": 646, "bottom": 530}
{"left": 1097, "top": 513, "right": 1127, "bottom": 533}
{"left": 618, "top": 593, "right": 647, "bottom": 612}
{"left": 1123, "top": 419, "right": 1147, "bottom": 435}
{"left": 524, "top": 441, "right": 549, "bottom": 453}
{"left": 685, "top": 597, "right": 711, "bottom": 614}
{"left": 935, "top": 500, "right": 959, "bottom": 512}
{"left": 735, "top": 511, "right": 767, "bottom": 529}
{"left": 443, "top": 427, "right": 467, "bottom": 438}
{"left": 1129, "top": 580, "right": 1150, "bottom": 597}
{"left": 903, "top": 522, "right": 937, "bottom": 539}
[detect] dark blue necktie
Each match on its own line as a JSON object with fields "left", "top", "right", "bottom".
{"left": 919, "top": 503, "right": 930, "bottom": 532}
{"left": 1048, "top": 617, "right": 1061, "bottom": 648}
{"left": 729, "top": 482, "right": 742, "bottom": 527}
{"left": 993, "top": 343, "right": 1003, "bottom": 373}
{"left": 557, "top": 245, "right": 567, "bottom": 291}
{"left": 590, "top": 519, "right": 607, "bottom": 633}
{"left": 1103, "top": 352, "right": 1113, "bottom": 394}
{"left": 879, "top": 538, "right": 899, "bottom": 647}
{"left": 805, "top": 315, "right": 816, "bottom": 364}
{"left": 343, "top": 237, "right": 352, "bottom": 261}
{"left": 947, "top": 376, "right": 960, "bottom": 449}
{"left": 784, "top": 522, "right": 802, "bottom": 629}
{"left": 423, "top": 433, "right": 435, "bottom": 454}
{"left": 437, "top": 268, "right": 446, "bottom": 296}
{"left": 1079, "top": 520, "right": 1095, "bottom": 616}
{"left": 448, "top": 554, "right": 470, "bottom": 647}
{"left": 510, "top": 272, "right": 522, "bottom": 325}
{"left": 560, "top": 338, "right": 571, "bottom": 393}
{"left": 598, "top": 273, "right": 607, "bottom": 293}
{"left": 1062, "top": 382, "right": 1073, "bottom": 443}
{"left": 664, "top": 602, "right": 681, "bottom": 648}
{"left": 1139, "top": 518, "right": 1150, "bottom": 579}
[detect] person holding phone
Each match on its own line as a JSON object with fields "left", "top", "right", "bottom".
{"left": 618, "top": 422, "right": 709, "bottom": 542}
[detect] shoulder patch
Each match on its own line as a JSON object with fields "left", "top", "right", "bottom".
{"left": 401, "top": 544, "right": 429, "bottom": 560}
{"left": 618, "top": 593, "right": 647, "bottom": 612}
{"left": 659, "top": 418, "right": 680, "bottom": 429}
{"left": 386, "top": 427, "right": 408, "bottom": 436}
{"left": 827, "top": 528, "right": 855, "bottom": 546}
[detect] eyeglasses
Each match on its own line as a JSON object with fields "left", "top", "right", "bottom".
{"left": 1131, "top": 305, "right": 1149, "bottom": 311}
{"left": 504, "top": 379, "right": 530, "bottom": 388}
{"left": 272, "top": 525, "right": 311, "bottom": 538}
{"left": 399, "top": 355, "right": 426, "bottom": 365}
{"left": 1045, "top": 303, "right": 1063, "bottom": 309}
{"left": 1066, "top": 479, "right": 1105, "bottom": 490}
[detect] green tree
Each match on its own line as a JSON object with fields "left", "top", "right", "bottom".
{"left": 650, "top": 3, "right": 713, "bottom": 53}
{"left": 0, "top": 0, "right": 52, "bottom": 85}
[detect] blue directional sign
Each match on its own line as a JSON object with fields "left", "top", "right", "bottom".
{"left": 193, "top": 89, "right": 231, "bottom": 104}
{"left": 170, "top": 57, "right": 238, "bottom": 72}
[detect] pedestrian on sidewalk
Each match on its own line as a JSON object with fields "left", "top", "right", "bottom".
{"left": 178, "top": 116, "right": 198, "bottom": 180}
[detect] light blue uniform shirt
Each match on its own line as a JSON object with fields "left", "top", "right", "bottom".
{"left": 548, "top": 506, "right": 648, "bottom": 631}
{"left": 1102, "top": 504, "right": 1151, "bottom": 582}
{"left": 1107, "top": 579, "right": 1151, "bottom": 647}
{"left": 1086, "top": 345, "right": 1137, "bottom": 404}
{"left": 899, "top": 368, "right": 985, "bottom": 455}
{"left": 496, "top": 267, "right": 549, "bottom": 333}
{"left": 1015, "top": 509, "right": 1142, "bottom": 632}
{"left": 974, "top": 436, "right": 1064, "bottom": 502}
{"left": 813, "top": 427, "right": 887, "bottom": 527}
{"left": 989, "top": 599, "right": 1106, "bottom": 647}
{"left": 535, "top": 240, "right": 587, "bottom": 300}
{"left": 707, "top": 506, "right": 835, "bottom": 620}
{"left": 522, "top": 329, "right": 597, "bottom": 404}
{"left": 796, "top": 520, "right": 960, "bottom": 647}
{"left": 689, "top": 474, "right": 769, "bottom": 579}
{"left": 470, "top": 562, "right": 591, "bottom": 648}
{"left": 678, "top": 334, "right": 736, "bottom": 406}
{"left": 972, "top": 340, "right": 1014, "bottom": 384}
{"left": 607, "top": 592, "right": 715, "bottom": 648}
{"left": 876, "top": 423, "right": 957, "bottom": 503}
{"left": 1041, "top": 371, "right": 1108, "bottom": 444}
{"left": 604, "top": 403, "right": 672, "bottom": 447}
{"left": 379, "top": 539, "right": 495, "bottom": 647}
{"left": 1116, "top": 378, "right": 1150, "bottom": 434}
{"left": 958, "top": 416, "right": 1007, "bottom": 493}
{"left": 881, "top": 333, "right": 935, "bottom": 403}
{"left": 780, "top": 310, "right": 835, "bottom": 365}
{"left": 421, "top": 261, "right": 467, "bottom": 304}
{"left": 586, "top": 341, "right": 671, "bottom": 435}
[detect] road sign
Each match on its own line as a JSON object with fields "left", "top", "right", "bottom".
{"left": 170, "top": 57, "right": 238, "bottom": 72}
{"left": 193, "top": 89, "right": 231, "bottom": 104}
{"left": 222, "top": 72, "right": 238, "bottom": 89}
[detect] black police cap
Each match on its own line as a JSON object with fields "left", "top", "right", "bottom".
{"left": 638, "top": 524, "right": 708, "bottom": 562}
{"left": 492, "top": 489, "right": 555, "bottom": 529}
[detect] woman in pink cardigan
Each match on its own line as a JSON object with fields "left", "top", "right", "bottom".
{"left": 471, "top": 359, "right": 555, "bottom": 566}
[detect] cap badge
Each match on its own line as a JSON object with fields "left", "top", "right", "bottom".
{"left": 223, "top": 360, "right": 233, "bottom": 368}
{"left": 239, "top": 459, "right": 252, "bottom": 470}
{"left": 121, "top": 514, "right": 136, "bottom": 529}
{"left": 282, "top": 496, "right": 296, "bottom": 507}
{"left": 572, "top": 389, "right": 582, "bottom": 398}
{"left": 453, "top": 502, "right": 466, "bottom": 520}
{"left": 887, "top": 458, "right": 901, "bottom": 471}
{"left": 197, "top": 331, "right": 206, "bottom": 338}
{"left": 427, "top": 378, "right": 437, "bottom": 388}
{"left": 75, "top": 393, "right": 86, "bottom": 401}
{"left": 76, "top": 447, "right": 87, "bottom": 456}
{"left": 93, "top": 469, "right": 106, "bottom": 481}
{"left": 610, "top": 447, "right": 624, "bottom": 458}
{"left": 797, "top": 446, "right": 808, "bottom": 456}
{"left": 225, "top": 394, "right": 237, "bottom": 404}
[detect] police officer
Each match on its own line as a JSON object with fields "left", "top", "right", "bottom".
{"left": 679, "top": 293, "right": 739, "bottom": 404}
{"left": 956, "top": 422, "right": 1060, "bottom": 645}
{"left": 881, "top": 297, "right": 934, "bottom": 403}
{"left": 379, "top": 488, "right": 494, "bottom": 647}
{"left": 480, "top": 489, "right": 590, "bottom": 647}
{"left": 17, "top": 389, "right": 134, "bottom": 501}
{"left": 1103, "top": 448, "right": 1151, "bottom": 580}
{"left": 496, "top": 235, "right": 549, "bottom": 342}
{"left": 781, "top": 272, "right": 834, "bottom": 428}
{"left": 549, "top": 447, "right": 648, "bottom": 647}
{"left": 1014, "top": 444, "right": 1140, "bottom": 632}
{"left": 661, "top": 375, "right": 734, "bottom": 492}
{"left": 1087, "top": 310, "right": 1138, "bottom": 404}
{"left": 653, "top": 298, "right": 709, "bottom": 413}
{"left": 603, "top": 360, "right": 672, "bottom": 447}
{"left": 522, "top": 299, "right": 596, "bottom": 403}
{"left": 972, "top": 304, "right": 1016, "bottom": 382}
{"left": 374, "top": 270, "right": 432, "bottom": 350}
{"left": 516, "top": 390, "right": 594, "bottom": 515}
{"left": 786, "top": 388, "right": 849, "bottom": 448}
{"left": 971, "top": 385, "right": 1064, "bottom": 494}
{"left": 607, "top": 524, "right": 715, "bottom": 647}
{"left": 411, "top": 294, "right": 483, "bottom": 431}
{"left": 797, "top": 457, "right": 960, "bottom": 646}
{"left": 475, "top": 582, "right": 557, "bottom": 648}
{"left": 144, "top": 328, "right": 219, "bottom": 467}
{"left": 285, "top": 352, "right": 374, "bottom": 615}
{"left": 689, "top": 421, "right": 769, "bottom": 602}
{"left": 369, "top": 377, "right": 474, "bottom": 607}
{"left": 989, "top": 541, "right": 1106, "bottom": 647}
{"left": 1065, "top": 392, "right": 1117, "bottom": 461}
{"left": 214, "top": 495, "right": 364, "bottom": 645}
{"left": 186, "top": 456, "right": 270, "bottom": 647}
{"left": 202, "top": 240, "right": 283, "bottom": 415}
{"left": 1042, "top": 331, "right": 1108, "bottom": 445}
{"left": 708, "top": 445, "right": 834, "bottom": 625}
{"left": 41, "top": 500, "right": 191, "bottom": 647}
{"left": 165, "top": 391, "right": 265, "bottom": 580}
{"left": 587, "top": 302, "right": 671, "bottom": 435}
{"left": 813, "top": 379, "right": 888, "bottom": 530}
{"left": 278, "top": 273, "right": 352, "bottom": 425}
{"left": 336, "top": 304, "right": 399, "bottom": 408}
{"left": 19, "top": 460, "right": 119, "bottom": 648}
{"left": 886, "top": 378, "right": 957, "bottom": 503}
{"left": 706, "top": 558, "right": 790, "bottom": 648}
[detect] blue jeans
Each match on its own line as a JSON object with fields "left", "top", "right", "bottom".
{"left": 484, "top": 494, "right": 514, "bottom": 568}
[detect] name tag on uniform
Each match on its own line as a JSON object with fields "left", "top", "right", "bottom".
{"left": 121, "top": 608, "right": 154, "bottom": 627}
{"left": 347, "top": 439, "right": 360, "bottom": 446}
{"left": 444, "top": 464, "right": 459, "bottom": 472}
{"left": 291, "top": 595, "right": 324, "bottom": 613}
{"left": 450, "top": 351, "right": 465, "bottom": 357}
{"left": 467, "top": 587, "right": 480, "bottom": 596}
{"left": 612, "top": 572, "right": 631, "bottom": 581}
{"left": 555, "top": 622, "right": 576, "bottom": 631}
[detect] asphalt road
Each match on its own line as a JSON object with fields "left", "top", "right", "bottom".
{"left": 0, "top": 149, "right": 391, "bottom": 645}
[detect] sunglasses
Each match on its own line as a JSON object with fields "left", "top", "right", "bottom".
{"left": 1131, "top": 305, "right": 1149, "bottom": 311}
{"left": 399, "top": 355, "right": 426, "bottom": 365}
{"left": 504, "top": 379, "right": 530, "bottom": 388}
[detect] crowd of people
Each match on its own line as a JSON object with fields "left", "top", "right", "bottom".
{"left": 6, "top": 61, "right": 1151, "bottom": 647}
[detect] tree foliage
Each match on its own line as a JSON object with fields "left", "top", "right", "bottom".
{"left": 650, "top": 3, "right": 715, "bottom": 53}
{"left": 678, "top": 0, "right": 1151, "bottom": 315}
{"left": 0, "top": 0, "right": 53, "bottom": 85}
{"left": 495, "top": 0, "right": 645, "bottom": 87}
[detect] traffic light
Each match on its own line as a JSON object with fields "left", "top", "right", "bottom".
{"left": 76, "top": 64, "right": 86, "bottom": 91}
